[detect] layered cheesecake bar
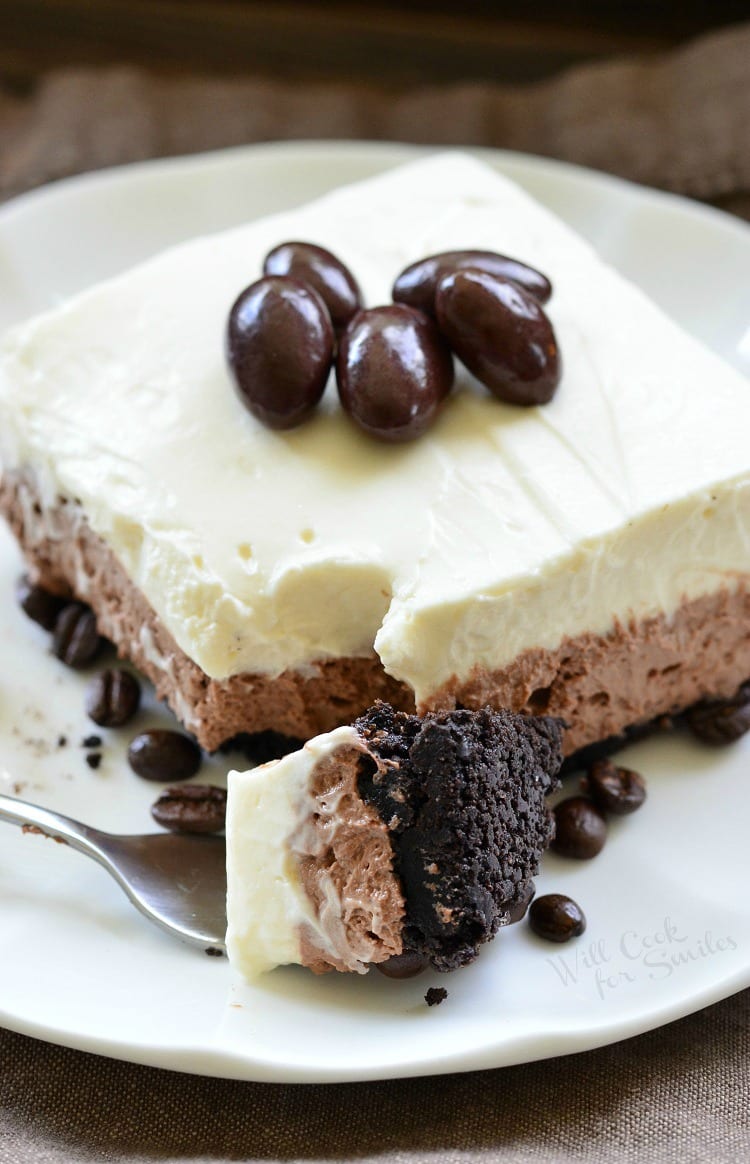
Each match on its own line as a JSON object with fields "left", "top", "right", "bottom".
{"left": 226, "top": 703, "right": 562, "bottom": 977}
{"left": 1, "top": 152, "right": 749, "bottom": 753}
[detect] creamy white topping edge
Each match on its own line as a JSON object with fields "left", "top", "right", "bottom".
{"left": 226, "top": 724, "right": 364, "bottom": 978}
{"left": 1, "top": 153, "right": 749, "bottom": 701}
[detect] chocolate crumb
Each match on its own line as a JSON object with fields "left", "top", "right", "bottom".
{"left": 57, "top": 735, "right": 67, "bottom": 748}
{"left": 425, "top": 987, "right": 448, "bottom": 1007}
{"left": 85, "top": 752, "right": 102, "bottom": 770}
{"left": 21, "top": 824, "right": 68, "bottom": 844}
{"left": 356, "top": 703, "right": 563, "bottom": 971}
{"left": 82, "top": 734, "right": 102, "bottom": 748}
{"left": 205, "top": 947, "right": 225, "bottom": 958}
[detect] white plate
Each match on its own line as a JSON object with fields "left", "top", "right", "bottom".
{"left": 0, "top": 142, "right": 749, "bottom": 1084}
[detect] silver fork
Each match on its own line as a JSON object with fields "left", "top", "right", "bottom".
{"left": 0, "top": 791, "right": 227, "bottom": 952}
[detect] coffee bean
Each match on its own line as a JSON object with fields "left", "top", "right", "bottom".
{"left": 435, "top": 270, "right": 561, "bottom": 406}
{"left": 336, "top": 305, "right": 454, "bottom": 442}
{"left": 502, "top": 880, "right": 536, "bottom": 925}
{"left": 264, "top": 241, "right": 362, "bottom": 332}
{"left": 127, "top": 730, "right": 202, "bottom": 782}
{"left": 374, "top": 949, "right": 426, "bottom": 979}
{"left": 551, "top": 796, "right": 607, "bottom": 859}
{"left": 151, "top": 783, "right": 226, "bottom": 834}
{"left": 393, "top": 250, "right": 552, "bottom": 315}
{"left": 85, "top": 669, "right": 141, "bottom": 728}
{"left": 16, "top": 575, "right": 67, "bottom": 631}
{"left": 585, "top": 759, "right": 646, "bottom": 815}
{"left": 226, "top": 276, "right": 334, "bottom": 429}
{"left": 687, "top": 687, "right": 750, "bottom": 745}
{"left": 528, "top": 894, "right": 586, "bottom": 943}
{"left": 52, "top": 603, "right": 103, "bottom": 668}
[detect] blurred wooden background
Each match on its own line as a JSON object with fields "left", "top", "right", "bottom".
{"left": 1, "top": 0, "right": 748, "bottom": 90}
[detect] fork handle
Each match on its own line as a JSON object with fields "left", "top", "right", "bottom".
{"left": 0, "top": 791, "right": 111, "bottom": 866}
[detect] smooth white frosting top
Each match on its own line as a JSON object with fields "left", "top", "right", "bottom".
{"left": 1, "top": 153, "right": 749, "bottom": 701}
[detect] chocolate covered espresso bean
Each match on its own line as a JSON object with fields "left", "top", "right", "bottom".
{"left": 226, "top": 276, "right": 334, "bottom": 429}
{"left": 393, "top": 249, "right": 552, "bottom": 315}
{"left": 264, "top": 241, "right": 361, "bottom": 332}
{"left": 502, "top": 880, "right": 536, "bottom": 925}
{"left": 336, "top": 304, "right": 453, "bottom": 442}
{"left": 435, "top": 270, "right": 561, "bottom": 406}
{"left": 529, "top": 894, "right": 586, "bottom": 943}
{"left": 585, "top": 759, "right": 646, "bottom": 815}
{"left": 374, "top": 949, "right": 427, "bottom": 979}
{"left": 552, "top": 797, "right": 607, "bottom": 859}
{"left": 687, "top": 686, "right": 750, "bottom": 745}
{"left": 128, "top": 730, "right": 202, "bottom": 782}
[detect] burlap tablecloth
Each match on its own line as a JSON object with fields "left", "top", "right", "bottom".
{"left": 1, "top": 21, "right": 749, "bottom": 1163}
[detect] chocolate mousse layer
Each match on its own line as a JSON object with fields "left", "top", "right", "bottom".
{"left": 292, "top": 739, "right": 406, "bottom": 974}
{"left": 425, "top": 590, "right": 750, "bottom": 753}
{"left": 3, "top": 468, "right": 750, "bottom": 754}
{"left": 0, "top": 471, "right": 412, "bottom": 750}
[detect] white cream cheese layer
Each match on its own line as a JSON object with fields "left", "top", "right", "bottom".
{"left": 226, "top": 725, "right": 363, "bottom": 978}
{"left": 1, "top": 153, "right": 750, "bottom": 701}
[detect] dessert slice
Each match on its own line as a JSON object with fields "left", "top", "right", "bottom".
{"left": 1, "top": 152, "right": 749, "bottom": 754}
{"left": 226, "top": 703, "right": 563, "bottom": 978}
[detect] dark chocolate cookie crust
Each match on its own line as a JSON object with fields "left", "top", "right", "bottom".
{"left": 356, "top": 703, "right": 563, "bottom": 971}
